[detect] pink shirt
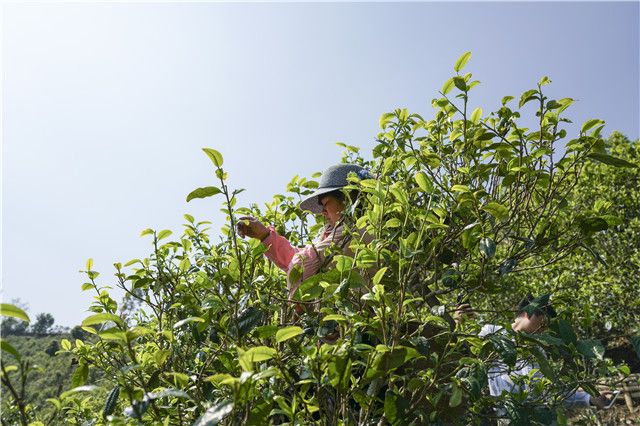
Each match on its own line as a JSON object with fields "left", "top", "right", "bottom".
{"left": 261, "top": 224, "right": 346, "bottom": 299}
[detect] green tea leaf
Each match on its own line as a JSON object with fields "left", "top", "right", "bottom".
{"left": 531, "top": 347, "right": 555, "bottom": 380}
{"left": 451, "top": 185, "right": 470, "bottom": 193}
{"left": 384, "top": 390, "right": 410, "bottom": 423}
{"left": 235, "top": 307, "right": 264, "bottom": 337}
{"left": 140, "top": 228, "right": 154, "bottom": 237}
{"left": 187, "top": 186, "right": 222, "bottom": 202}
{"left": 379, "top": 112, "right": 395, "bottom": 129}
{"left": 558, "top": 319, "right": 577, "bottom": 345}
{"left": 580, "top": 119, "right": 604, "bottom": 134}
{"left": 441, "top": 78, "right": 455, "bottom": 95}
{"left": 275, "top": 326, "right": 303, "bottom": 343}
{"left": 415, "top": 171, "right": 431, "bottom": 192}
{"left": 576, "top": 339, "right": 605, "bottom": 360}
{"left": 0, "top": 339, "right": 21, "bottom": 360}
{"left": 479, "top": 237, "right": 496, "bottom": 258}
{"left": 372, "top": 267, "right": 388, "bottom": 286}
{"left": 322, "top": 314, "right": 347, "bottom": 322}
{"left": 501, "top": 95, "right": 514, "bottom": 106}
{"left": 0, "top": 304, "right": 30, "bottom": 323}
{"left": 385, "top": 218, "right": 402, "bottom": 228}
{"left": 578, "top": 217, "right": 609, "bottom": 234}
{"left": 587, "top": 152, "right": 637, "bottom": 168}
{"left": 519, "top": 89, "right": 538, "bottom": 108}
{"left": 243, "top": 346, "right": 276, "bottom": 362}
{"left": 454, "top": 51, "right": 472, "bottom": 72}
{"left": 71, "top": 363, "right": 89, "bottom": 387}
{"left": 335, "top": 255, "right": 354, "bottom": 273}
{"left": 487, "top": 334, "right": 517, "bottom": 366}
{"left": 82, "top": 313, "right": 124, "bottom": 328}
{"left": 252, "top": 325, "right": 278, "bottom": 339}
{"left": 157, "top": 229, "right": 173, "bottom": 241}
{"left": 539, "top": 76, "right": 551, "bottom": 86}
{"left": 449, "top": 383, "right": 462, "bottom": 407}
{"left": 470, "top": 107, "right": 482, "bottom": 124}
{"left": 482, "top": 202, "right": 509, "bottom": 221}
{"left": 202, "top": 148, "right": 224, "bottom": 168}
{"left": 453, "top": 76, "right": 467, "bottom": 91}
{"left": 102, "top": 385, "right": 120, "bottom": 418}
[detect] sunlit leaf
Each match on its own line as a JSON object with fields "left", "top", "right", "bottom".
{"left": 470, "top": 107, "right": 482, "bottom": 124}
{"left": 482, "top": 202, "right": 509, "bottom": 221}
{"left": 372, "top": 267, "right": 388, "bottom": 286}
{"left": 202, "top": 148, "right": 224, "bottom": 168}
{"left": 275, "top": 326, "right": 303, "bottom": 343}
{"left": 157, "top": 230, "right": 172, "bottom": 241}
{"left": 82, "top": 313, "right": 124, "bottom": 328}
{"left": 441, "top": 78, "right": 455, "bottom": 95}
{"left": 0, "top": 304, "right": 30, "bottom": 323}
{"left": 415, "top": 171, "right": 432, "bottom": 192}
{"left": 581, "top": 119, "right": 604, "bottom": 134}
{"left": 454, "top": 51, "right": 472, "bottom": 72}
{"left": 186, "top": 186, "right": 222, "bottom": 202}
{"left": 0, "top": 339, "right": 21, "bottom": 360}
{"left": 243, "top": 346, "right": 276, "bottom": 362}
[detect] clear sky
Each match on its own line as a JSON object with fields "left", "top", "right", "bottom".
{"left": 2, "top": 2, "right": 639, "bottom": 327}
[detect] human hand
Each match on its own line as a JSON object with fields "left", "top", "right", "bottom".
{"left": 236, "top": 216, "right": 269, "bottom": 240}
{"left": 590, "top": 391, "right": 615, "bottom": 409}
{"left": 454, "top": 303, "right": 475, "bottom": 324}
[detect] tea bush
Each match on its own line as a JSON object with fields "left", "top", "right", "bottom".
{"left": 2, "top": 52, "right": 637, "bottom": 425}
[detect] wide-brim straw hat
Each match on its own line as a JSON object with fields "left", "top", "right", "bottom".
{"left": 299, "top": 164, "right": 370, "bottom": 214}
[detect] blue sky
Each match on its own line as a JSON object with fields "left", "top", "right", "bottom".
{"left": 2, "top": 2, "right": 638, "bottom": 327}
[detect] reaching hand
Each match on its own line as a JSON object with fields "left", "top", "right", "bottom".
{"left": 590, "top": 391, "right": 614, "bottom": 409}
{"left": 236, "top": 216, "right": 270, "bottom": 241}
{"left": 454, "top": 303, "right": 475, "bottom": 324}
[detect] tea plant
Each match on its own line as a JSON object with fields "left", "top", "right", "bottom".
{"left": 2, "top": 52, "right": 636, "bottom": 425}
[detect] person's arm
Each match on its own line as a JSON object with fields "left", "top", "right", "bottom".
{"left": 564, "top": 390, "right": 613, "bottom": 409}
{"left": 562, "top": 389, "right": 591, "bottom": 408}
{"left": 261, "top": 226, "right": 297, "bottom": 271}
{"left": 287, "top": 225, "right": 344, "bottom": 298}
{"left": 237, "top": 217, "right": 297, "bottom": 271}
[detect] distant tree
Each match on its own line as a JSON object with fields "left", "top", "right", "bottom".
{"left": 45, "top": 340, "right": 60, "bottom": 357}
{"left": 30, "top": 313, "right": 55, "bottom": 335}
{"left": 70, "top": 325, "right": 90, "bottom": 341}
{"left": 50, "top": 325, "right": 70, "bottom": 335}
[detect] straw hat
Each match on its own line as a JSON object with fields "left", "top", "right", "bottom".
{"left": 299, "top": 164, "right": 370, "bottom": 214}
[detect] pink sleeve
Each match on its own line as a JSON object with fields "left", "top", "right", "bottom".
{"left": 262, "top": 225, "right": 345, "bottom": 300}
{"left": 287, "top": 226, "right": 344, "bottom": 297}
{"left": 261, "top": 226, "right": 297, "bottom": 271}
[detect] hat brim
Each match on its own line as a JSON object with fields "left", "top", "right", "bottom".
{"left": 299, "top": 186, "right": 344, "bottom": 214}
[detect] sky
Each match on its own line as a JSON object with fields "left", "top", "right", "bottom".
{"left": 2, "top": 2, "right": 639, "bottom": 327}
